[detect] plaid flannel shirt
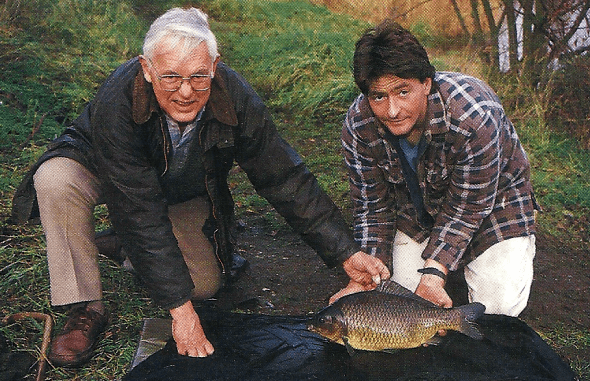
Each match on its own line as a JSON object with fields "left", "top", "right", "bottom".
{"left": 342, "top": 72, "right": 538, "bottom": 271}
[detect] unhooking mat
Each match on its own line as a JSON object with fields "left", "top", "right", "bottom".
{"left": 123, "top": 308, "right": 578, "bottom": 381}
{"left": 0, "top": 333, "right": 35, "bottom": 381}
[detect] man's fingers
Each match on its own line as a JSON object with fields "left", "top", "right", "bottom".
{"left": 365, "top": 256, "right": 390, "bottom": 282}
{"left": 193, "top": 337, "right": 215, "bottom": 357}
{"left": 370, "top": 262, "right": 390, "bottom": 285}
{"left": 203, "top": 341, "right": 215, "bottom": 356}
{"left": 329, "top": 281, "right": 375, "bottom": 304}
{"left": 196, "top": 347, "right": 207, "bottom": 358}
{"left": 377, "top": 261, "right": 390, "bottom": 280}
{"left": 342, "top": 252, "right": 390, "bottom": 290}
{"left": 329, "top": 288, "right": 347, "bottom": 305}
{"left": 181, "top": 341, "right": 215, "bottom": 358}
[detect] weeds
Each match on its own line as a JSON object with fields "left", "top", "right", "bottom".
{"left": 0, "top": 0, "right": 148, "bottom": 151}
{"left": 208, "top": 0, "right": 367, "bottom": 122}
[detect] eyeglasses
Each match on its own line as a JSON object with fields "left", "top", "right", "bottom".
{"left": 143, "top": 56, "right": 213, "bottom": 92}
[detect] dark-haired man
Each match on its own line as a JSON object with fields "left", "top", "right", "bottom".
{"left": 332, "top": 20, "right": 539, "bottom": 316}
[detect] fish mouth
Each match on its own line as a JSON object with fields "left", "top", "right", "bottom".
{"left": 307, "top": 322, "right": 323, "bottom": 335}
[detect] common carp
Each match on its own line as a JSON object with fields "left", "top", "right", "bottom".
{"left": 308, "top": 280, "right": 485, "bottom": 353}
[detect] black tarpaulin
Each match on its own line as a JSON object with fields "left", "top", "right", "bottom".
{"left": 0, "top": 333, "right": 35, "bottom": 381}
{"left": 123, "top": 309, "right": 578, "bottom": 381}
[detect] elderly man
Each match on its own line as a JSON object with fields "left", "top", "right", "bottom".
{"left": 333, "top": 20, "right": 539, "bottom": 316}
{"left": 11, "top": 8, "right": 388, "bottom": 366}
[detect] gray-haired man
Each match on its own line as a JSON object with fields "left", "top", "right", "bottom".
{"left": 12, "top": 7, "right": 389, "bottom": 366}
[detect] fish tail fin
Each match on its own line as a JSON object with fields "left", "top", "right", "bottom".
{"left": 456, "top": 302, "right": 486, "bottom": 340}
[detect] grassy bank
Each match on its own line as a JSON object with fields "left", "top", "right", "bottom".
{"left": 1, "top": 0, "right": 588, "bottom": 379}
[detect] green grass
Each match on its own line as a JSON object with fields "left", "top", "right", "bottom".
{"left": 208, "top": 0, "right": 366, "bottom": 121}
{"left": 1, "top": 0, "right": 589, "bottom": 379}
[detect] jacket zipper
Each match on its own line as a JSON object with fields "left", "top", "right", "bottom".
{"left": 199, "top": 125, "right": 226, "bottom": 277}
{"left": 160, "top": 116, "right": 170, "bottom": 176}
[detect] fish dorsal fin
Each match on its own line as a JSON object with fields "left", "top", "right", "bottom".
{"left": 377, "top": 280, "right": 439, "bottom": 307}
{"left": 377, "top": 280, "right": 415, "bottom": 297}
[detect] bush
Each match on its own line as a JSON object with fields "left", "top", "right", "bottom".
{"left": 545, "top": 56, "right": 590, "bottom": 149}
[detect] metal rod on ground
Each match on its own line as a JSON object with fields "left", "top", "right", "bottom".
{"left": 2, "top": 312, "right": 53, "bottom": 381}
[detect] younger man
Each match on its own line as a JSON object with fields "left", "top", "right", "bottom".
{"left": 335, "top": 20, "right": 538, "bottom": 316}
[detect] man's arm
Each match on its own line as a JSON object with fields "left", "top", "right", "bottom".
{"left": 341, "top": 96, "right": 398, "bottom": 263}
{"left": 224, "top": 66, "right": 360, "bottom": 267}
{"left": 417, "top": 89, "right": 505, "bottom": 306}
{"left": 91, "top": 63, "right": 195, "bottom": 309}
{"left": 420, "top": 88, "right": 505, "bottom": 273}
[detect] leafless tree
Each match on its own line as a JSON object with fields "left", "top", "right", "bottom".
{"left": 450, "top": 0, "right": 589, "bottom": 74}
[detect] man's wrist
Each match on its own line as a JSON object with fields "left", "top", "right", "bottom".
{"left": 418, "top": 267, "right": 447, "bottom": 281}
{"left": 170, "top": 300, "right": 195, "bottom": 320}
{"left": 419, "top": 259, "right": 448, "bottom": 283}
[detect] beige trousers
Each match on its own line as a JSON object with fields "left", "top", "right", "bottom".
{"left": 33, "top": 157, "right": 221, "bottom": 306}
{"left": 391, "top": 231, "right": 536, "bottom": 317}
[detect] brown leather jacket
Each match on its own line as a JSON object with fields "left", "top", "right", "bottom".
{"left": 12, "top": 58, "right": 360, "bottom": 309}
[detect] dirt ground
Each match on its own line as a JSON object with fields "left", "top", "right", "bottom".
{"left": 211, "top": 215, "right": 590, "bottom": 375}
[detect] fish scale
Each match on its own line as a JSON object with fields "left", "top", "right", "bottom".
{"left": 341, "top": 292, "right": 462, "bottom": 349}
{"left": 308, "top": 280, "right": 485, "bottom": 352}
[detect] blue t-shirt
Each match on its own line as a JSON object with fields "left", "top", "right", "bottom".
{"left": 388, "top": 133, "right": 433, "bottom": 229}
{"left": 162, "top": 111, "right": 208, "bottom": 205}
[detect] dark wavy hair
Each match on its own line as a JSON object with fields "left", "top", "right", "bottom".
{"left": 353, "top": 19, "right": 436, "bottom": 95}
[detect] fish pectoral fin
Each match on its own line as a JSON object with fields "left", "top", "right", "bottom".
{"left": 422, "top": 335, "right": 443, "bottom": 347}
{"left": 381, "top": 348, "right": 400, "bottom": 354}
{"left": 343, "top": 337, "right": 356, "bottom": 356}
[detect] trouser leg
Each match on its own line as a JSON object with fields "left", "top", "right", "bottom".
{"left": 390, "top": 231, "right": 535, "bottom": 316}
{"left": 168, "top": 197, "right": 222, "bottom": 300}
{"left": 464, "top": 235, "right": 535, "bottom": 316}
{"left": 390, "top": 231, "right": 429, "bottom": 292}
{"left": 33, "top": 157, "right": 103, "bottom": 306}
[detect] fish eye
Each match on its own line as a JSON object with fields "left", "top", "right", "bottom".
{"left": 319, "top": 315, "right": 332, "bottom": 325}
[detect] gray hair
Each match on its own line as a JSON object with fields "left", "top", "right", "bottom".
{"left": 142, "top": 8, "right": 219, "bottom": 61}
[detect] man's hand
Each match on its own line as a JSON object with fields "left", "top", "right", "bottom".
{"left": 414, "top": 259, "right": 452, "bottom": 342}
{"left": 170, "top": 300, "right": 214, "bottom": 357}
{"left": 329, "top": 279, "right": 374, "bottom": 304}
{"left": 330, "top": 252, "right": 390, "bottom": 304}
{"left": 415, "top": 259, "right": 452, "bottom": 308}
{"left": 342, "top": 251, "right": 390, "bottom": 287}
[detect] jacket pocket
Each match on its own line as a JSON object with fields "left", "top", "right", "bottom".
{"left": 424, "top": 164, "right": 450, "bottom": 213}
{"left": 377, "top": 161, "right": 404, "bottom": 185}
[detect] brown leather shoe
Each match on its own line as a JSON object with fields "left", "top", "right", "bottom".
{"left": 48, "top": 305, "right": 108, "bottom": 367}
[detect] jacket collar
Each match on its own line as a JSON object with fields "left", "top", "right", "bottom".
{"left": 131, "top": 61, "right": 238, "bottom": 127}
{"left": 424, "top": 88, "right": 449, "bottom": 136}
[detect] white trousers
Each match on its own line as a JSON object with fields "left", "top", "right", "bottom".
{"left": 33, "top": 157, "right": 221, "bottom": 306}
{"left": 391, "top": 231, "right": 535, "bottom": 316}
